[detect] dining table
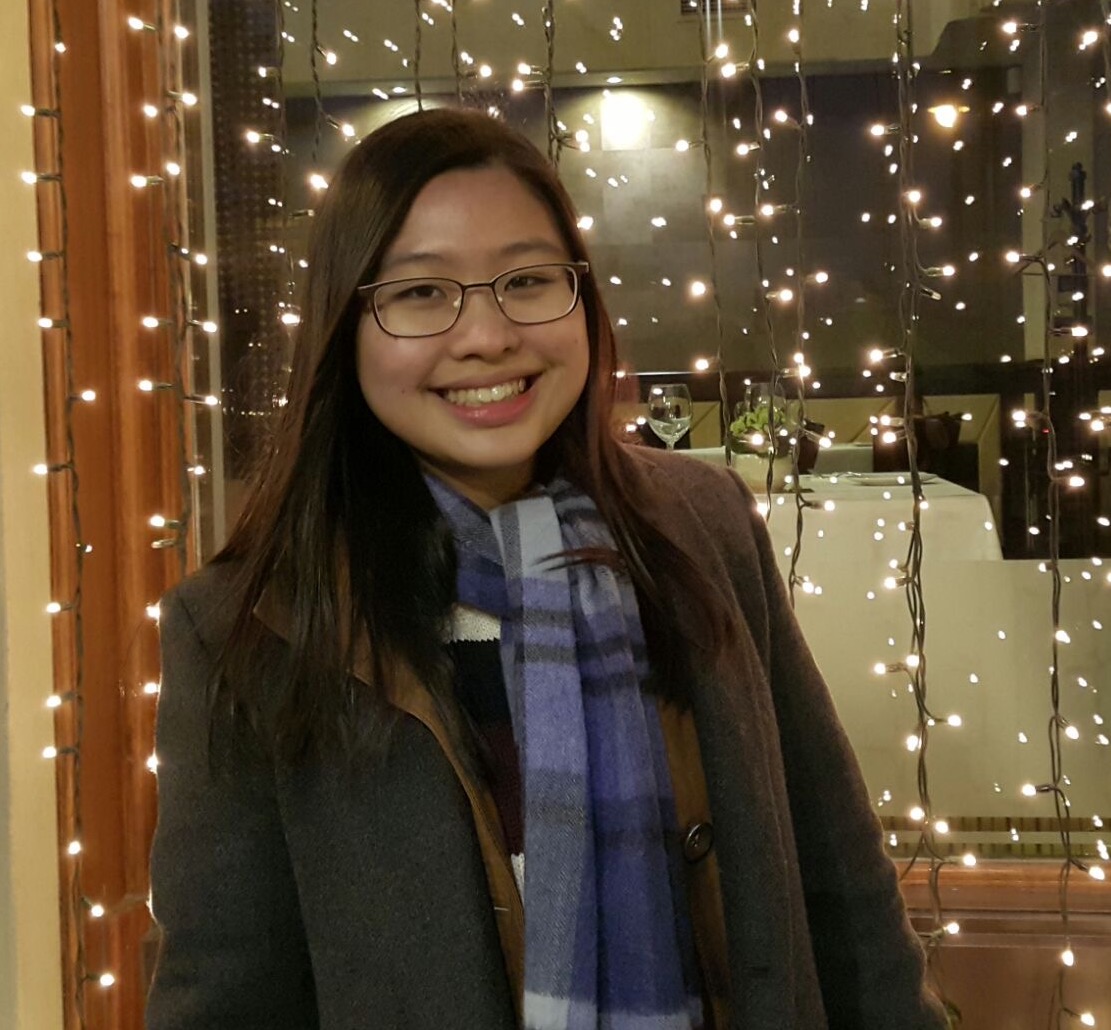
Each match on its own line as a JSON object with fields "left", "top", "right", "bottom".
{"left": 677, "top": 450, "right": 1100, "bottom": 827}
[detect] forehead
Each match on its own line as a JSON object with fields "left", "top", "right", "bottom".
{"left": 379, "top": 165, "right": 569, "bottom": 273}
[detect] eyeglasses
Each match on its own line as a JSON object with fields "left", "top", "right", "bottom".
{"left": 356, "top": 261, "right": 590, "bottom": 338}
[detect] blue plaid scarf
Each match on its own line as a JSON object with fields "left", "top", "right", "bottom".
{"left": 426, "top": 474, "right": 703, "bottom": 1030}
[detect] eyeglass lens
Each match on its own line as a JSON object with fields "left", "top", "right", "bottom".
{"left": 372, "top": 263, "right": 580, "bottom": 337}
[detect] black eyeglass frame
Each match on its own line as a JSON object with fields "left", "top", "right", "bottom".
{"left": 355, "top": 260, "right": 591, "bottom": 338}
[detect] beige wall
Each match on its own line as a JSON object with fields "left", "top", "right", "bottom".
{"left": 0, "top": 1, "right": 64, "bottom": 1027}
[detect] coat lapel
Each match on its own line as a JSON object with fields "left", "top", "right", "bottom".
{"left": 623, "top": 447, "right": 798, "bottom": 1028}
{"left": 253, "top": 584, "right": 527, "bottom": 1021}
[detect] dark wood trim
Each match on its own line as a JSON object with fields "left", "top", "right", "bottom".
{"left": 899, "top": 860, "right": 1111, "bottom": 946}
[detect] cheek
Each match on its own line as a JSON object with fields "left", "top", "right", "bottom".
{"left": 356, "top": 325, "right": 433, "bottom": 404}
{"left": 567, "top": 315, "right": 591, "bottom": 385}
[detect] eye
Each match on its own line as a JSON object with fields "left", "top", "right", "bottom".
{"left": 391, "top": 280, "right": 450, "bottom": 302}
{"left": 503, "top": 267, "right": 560, "bottom": 292}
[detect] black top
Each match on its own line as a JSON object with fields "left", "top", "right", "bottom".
{"left": 451, "top": 631, "right": 523, "bottom": 860}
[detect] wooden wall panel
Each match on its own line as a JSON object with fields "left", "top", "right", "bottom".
{"left": 28, "top": 0, "right": 184, "bottom": 1026}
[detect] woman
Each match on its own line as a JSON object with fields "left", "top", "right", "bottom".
{"left": 147, "top": 108, "right": 947, "bottom": 1030}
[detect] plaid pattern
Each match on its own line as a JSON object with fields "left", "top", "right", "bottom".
{"left": 427, "top": 475, "right": 702, "bottom": 1030}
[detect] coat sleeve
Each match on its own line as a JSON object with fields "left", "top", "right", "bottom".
{"left": 146, "top": 588, "right": 318, "bottom": 1030}
{"left": 734, "top": 479, "right": 949, "bottom": 1030}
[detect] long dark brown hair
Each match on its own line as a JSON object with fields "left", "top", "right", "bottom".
{"left": 212, "top": 107, "right": 735, "bottom": 767}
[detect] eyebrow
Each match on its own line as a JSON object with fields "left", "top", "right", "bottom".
{"left": 378, "top": 238, "right": 567, "bottom": 275}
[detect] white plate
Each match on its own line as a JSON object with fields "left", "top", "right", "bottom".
{"left": 843, "top": 472, "right": 937, "bottom": 487}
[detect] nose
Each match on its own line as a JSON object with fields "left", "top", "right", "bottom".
{"left": 446, "top": 283, "right": 521, "bottom": 358}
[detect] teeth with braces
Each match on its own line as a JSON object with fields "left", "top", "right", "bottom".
{"left": 443, "top": 378, "right": 527, "bottom": 407}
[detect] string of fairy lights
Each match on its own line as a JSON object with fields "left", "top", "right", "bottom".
{"left": 27, "top": 0, "right": 99, "bottom": 1020}
{"left": 883, "top": 0, "right": 955, "bottom": 993}
{"left": 133, "top": 0, "right": 207, "bottom": 563}
{"left": 27, "top": 0, "right": 208, "bottom": 1016}
{"left": 748, "top": 7, "right": 792, "bottom": 512}
{"left": 694, "top": 9, "right": 731, "bottom": 491}
{"left": 782, "top": 8, "right": 823, "bottom": 607}
{"left": 1019, "top": 4, "right": 1096, "bottom": 1025}
{"left": 692, "top": 3, "right": 825, "bottom": 610}
{"left": 541, "top": 2, "right": 561, "bottom": 165}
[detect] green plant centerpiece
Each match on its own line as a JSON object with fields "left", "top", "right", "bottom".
{"left": 727, "top": 388, "right": 797, "bottom": 493}
{"left": 728, "top": 395, "right": 796, "bottom": 457}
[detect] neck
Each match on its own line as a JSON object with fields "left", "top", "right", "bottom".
{"left": 419, "top": 460, "right": 535, "bottom": 511}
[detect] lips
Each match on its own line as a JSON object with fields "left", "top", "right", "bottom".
{"left": 439, "top": 376, "right": 531, "bottom": 408}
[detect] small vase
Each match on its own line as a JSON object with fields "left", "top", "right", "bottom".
{"left": 730, "top": 452, "right": 791, "bottom": 493}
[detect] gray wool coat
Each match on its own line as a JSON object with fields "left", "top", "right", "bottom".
{"left": 146, "top": 445, "right": 948, "bottom": 1029}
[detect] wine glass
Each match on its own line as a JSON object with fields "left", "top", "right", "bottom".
{"left": 646, "top": 384, "right": 693, "bottom": 450}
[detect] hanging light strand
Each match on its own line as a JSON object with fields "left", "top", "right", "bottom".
{"left": 746, "top": 6, "right": 789, "bottom": 508}
{"left": 450, "top": 2, "right": 463, "bottom": 105}
{"left": 153, "top": 0, "right": 198, "bottom": 563}
{"left": 1099, "top": 0, "right": 1111, "bottom": 117}
{"left": 309, "top": 0, "right": 326, "bottom": 163}
{"left": 412, "top": 0, "right": 424, "bottom": 112}
{"left": 785, "top": 6, "right": 822, "bottom": 606}
{"left": 274, "top": 5, "right": 299, "bottom": 321}
{"left": 542, "top": 1, "right": 561, "bottom": 165}
{"left": 890, "top": 5, "right": 954, "bottom": 1005}
{"left": 696, "top": 2, "right": 730, "bottom": 451}
{"left": 38, "top": 0, "right": 91, "bottom": 1020}
{"left": 1028, "top": 5, "right": 1089, "bottom": 1021}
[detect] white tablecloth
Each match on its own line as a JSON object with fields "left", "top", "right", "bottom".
{"left": 683, "top": 452, "right": 1002, "bottom": 565}
{"left": 679, "top": 452, "right": 1089, "bottom": 826}
{"left": 763, "top": 473, "right": 1003, "bottom": 571}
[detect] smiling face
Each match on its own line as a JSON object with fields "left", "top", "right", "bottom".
{"left": 355, "top": 164, "right": 590, "bottom": 509}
